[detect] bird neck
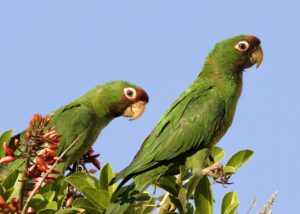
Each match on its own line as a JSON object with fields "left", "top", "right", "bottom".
{"left": 197, "top": 53, "right": 243, "bottom": 88}
{"left": 77, "top": 91, "right": 115, "bottom": 122}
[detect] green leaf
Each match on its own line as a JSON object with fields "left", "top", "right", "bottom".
{"left": 0, "top": 130, "right": 13, "bottom": 157}
{"left": 178, "top": 187, "right": 187, "bottom": 213}
{"left": 37, "top": 210, "right": 55, "bottom": 214}
{"left": 142, "top": 197, "right": 155, "bottom": 214}
{"left": 2, "top": 169, "right": 18, "bottom": 190}
{"left": 99, "top": 163, "right": 115, "bottom": 196}
{"left": 211, "top": 147, "right": 225, "bottom": 162}
{"left": 65, "top": 172, "right": 99, "bottom": 193}
{"left": 221, "top": 191, "right": 239, "bottom": 214}
{"left": 82, "top": 187, "right": 110, "bottom": 210}
{"left": 55, "top": 209, "right": 83, "bottom": 214}
{"left": 73, "top": 198, "right": 101, "bottom": 214}
{"left": 186, "top": 175, "right": 202, "bottom": 199}
{"left": 222, "top": 166, "right": 236, "bottom": 174}
{"left": 43, "top": 191, "right": 55, "bottom": 202}
{"left": 226, "top": 150, "right": 254, "bottom": 171}
{"left": 194, "top": 176, "right": 213, "bottom": 214}
{"left": 30, "top": 194, "right": 46, "bottom": 210}
{"left": 169, "top": 194, "right": 184, "bottom": 214}
{"left": 51, "top": 176, "right": 68, "bottom": 208}
{"left": 135, "top": 192, "right": 151, "bottom": 202}
{"left": 45, "top": 201, "right": 57, "bottom": 210}
{"left": 155, "top": 176, "right": 179, "bottom": 196}
{"left": 186, "top": 202, "right": 194, "bottom": 214}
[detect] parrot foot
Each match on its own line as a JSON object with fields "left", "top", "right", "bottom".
{"left": 202, "top": 162, "right": 233, "bottom": 186}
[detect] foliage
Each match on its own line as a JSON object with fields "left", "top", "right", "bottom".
{"left": 0, "top": 123, "right": 265, "bottom": 213}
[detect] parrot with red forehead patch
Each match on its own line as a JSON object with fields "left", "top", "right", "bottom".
{"left": 0, "top": 81, "right": 149, "bottom": 177}
{"left": 107, "top": 35, "right": 263, "bottom": 213}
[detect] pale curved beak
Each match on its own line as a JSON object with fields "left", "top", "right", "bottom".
{"left": 250, "top": 45, "right": 263, "bottom": 68}
{"left": 122, "top": 101, "right": 147, "bottom": 120}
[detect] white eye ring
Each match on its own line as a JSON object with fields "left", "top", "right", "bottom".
{"left": 235, "top": 41, "right": 250, "bottom": 52}
{"left": 123, "top": 87, "right": 137, "bottom": 99}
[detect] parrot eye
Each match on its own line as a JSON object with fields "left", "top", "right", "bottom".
{"left": 123, "top": 87, "right": 137, "bottom": 99}
{"left": 235, "top": 41, "right": 250, "bottom": 52}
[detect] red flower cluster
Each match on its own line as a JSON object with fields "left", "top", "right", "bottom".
{"left": 0, "top": 114, "right": 62, "bottom": 213}
{"left": 25, "top": 114, "right": 61, "bottom": 181}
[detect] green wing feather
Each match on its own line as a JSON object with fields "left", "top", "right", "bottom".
{"left": 115, "top": 84, "right": 226, "bottom": 184}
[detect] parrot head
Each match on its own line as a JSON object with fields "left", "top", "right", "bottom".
{"left": 209, "top": 35, "right": 263, "bottom": 71}
{"left": 93, "top": 81, "right": 149, "bottom": 120}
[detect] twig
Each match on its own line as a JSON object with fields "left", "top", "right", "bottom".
{"left": 157, "top": 191, "right": 170, "bottom": 214}
{"left": 257, "top": 191, "right": 279, "bottom": 214}
{"left": 246, "top": 198, "right": 257, "bottom": 214}
{"left": 21, "top": 134, "right": 83, "bottom": 214}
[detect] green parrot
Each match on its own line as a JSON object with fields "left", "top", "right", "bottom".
{"left": 108, "top": 35, "right": 263, "bottom": 212}
{"left": 0, "top": 81, "right": 149, "bottom": 178}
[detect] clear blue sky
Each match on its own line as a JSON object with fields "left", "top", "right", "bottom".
{"left": 0, "top": 1, "right": 298, "bottom": 213}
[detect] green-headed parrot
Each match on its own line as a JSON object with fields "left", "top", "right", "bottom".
{"left": 108, "top": 35, "right": 263, "bottom": 213}
{"left": 0, "top": 81, "right": 149, "bottom": 179}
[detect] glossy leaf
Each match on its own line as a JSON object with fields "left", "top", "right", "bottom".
{"left": 43, "top": 191, "right": 55, "bottom": 202}
{"left": 30, "top": 194, "right": 46, "bottom": 210}
{"left": 226, "top": 150, "right": 254, "bottom": 170}
{"left": 55, "top": 209, "right": 83, "bottom": 214}
{"left": 211, "top": 147, "right": 225, "bottom": 162}
{"left": 2, "top": 170, "right": 18, "bottom": 190}
{"left": 99, "top": 163, "right": 115, "bottom": 196}
{"left": 65, "top": 172, "right": 99, "bottom": 193}
{"left": 194, "top": 176, "right": 213, "bottom": 214}
{"left": 73, "top": 197, "right": 101, "bottom": 214}
{"left": 221, "top": 191, "right": 239, "bottom": 214}
{"left": 186, "top": 175, "right": 202, "bottom": 199}
{"left": 169, "top": 194, "right": 184, "bottom": 214}
{"left": 222, "top": 166, "right": 236, "bottom": 174}
{"left": 155, "top": 176, "right": 179, "bottom": 196}
{"left": 82, "top": 187, "right": 110, "bottom": 210}
{"left": 178, "top": 187, "right": 187, "bottom": 213}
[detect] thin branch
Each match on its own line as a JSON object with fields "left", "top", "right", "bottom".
{"left": 21, "top": 134, "right": 83, "bottom": 214}
{"left": 157, "top": 191, "right": 170, "bottom": 214}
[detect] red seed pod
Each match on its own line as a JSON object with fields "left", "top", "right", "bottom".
{"left": 44, "top": 148, "right": 56, "bottom": 157}
{"left": 3, "top": 143, "right": 14, "bottom": 156}
{"left": 91, "top": 157, "right": 101, "bottom": 170}
{"left": 88, "top": 169, "right": 97, "bottom": 174}
{"left": 29, "top": 119, "right": 35, "bottom": 128}
{"left": 0, "top": 156, "right": 15, "bottom": 164}
{"left": 33, "top": 114, "right": 38, "bottom": 122}
{"left": 48, "top": 144, "right": 59, "bottom": 150}
{"left": 36, "top": 156, "right": 47, "bottom": 172}
{"left": 48, "top": 133, "right": 57, "bottom": 140}
{"left": 13, "top": 139, "right": 20, "bottom": 148}
{"left": 48, "top": 126, "right": 55, "bottom": 132}
{"left": 26, "top": 131, "right": 31, "bottom": 140}
{"left": 43, "top": 177, "right": 56, "bottom": 182}
{"left": 44, "top": 116, "right": 51, "bottom": 125}
{"left": 38, "top": 114, "right": 42, "bottom": 122}
{"left": 9, "top": 198, "right": 19, "bottom": 212}
{"left": 0, "top": 195, "right": 9, "bottom": 213}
